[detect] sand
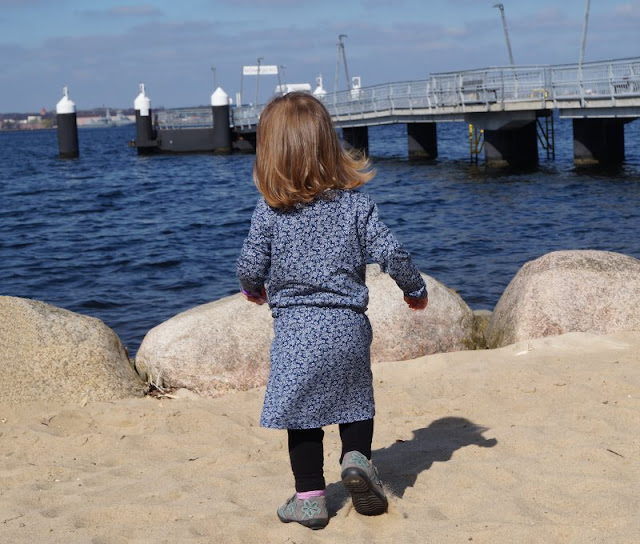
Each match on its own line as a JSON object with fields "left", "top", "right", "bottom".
{"left": 1, "top": 330, "right": 638, "bottom": 544}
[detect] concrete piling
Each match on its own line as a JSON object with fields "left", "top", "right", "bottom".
{"left": 342, "top": 126, "right": 369, "bottom": 156}
{"left": 483, "top": 122, "right": 539, "bottom": 168}
{"left": 407, "top": 122, "right": 438, "bottom": 159}
{"left": 467, "top": 112, "right": 539, "bottom": 168}
{"left": 573, "top": 118, "right": 626, "bottom": 166}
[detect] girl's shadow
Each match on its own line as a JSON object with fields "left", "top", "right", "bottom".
{"left": 326, "top": 416, "right": 497, "bottom": 514}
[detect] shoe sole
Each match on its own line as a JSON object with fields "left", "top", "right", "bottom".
{"left": 341, "top": 467, "right": 388, "bottom": 516}
{"left": 277, "top": 511, "right": 328, "bottom": 530}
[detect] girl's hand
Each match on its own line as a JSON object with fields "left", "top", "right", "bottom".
{"left": 404, "top": 295, "right": 428, "bottom": 311}
{"left": 242, "top": 287, "right": 268, "bottom": 305}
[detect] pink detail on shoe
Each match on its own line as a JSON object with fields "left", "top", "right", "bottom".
{"left": 297, "top": 490, "right": 326, "bottom": 499}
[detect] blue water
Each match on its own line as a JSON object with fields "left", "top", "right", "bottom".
{"left": 1, "top": 120, "right": 639, "bottom": 355}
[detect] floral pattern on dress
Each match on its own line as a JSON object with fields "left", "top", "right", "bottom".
{"left": 236, "top": 190, "right": 426, "bottom": 429}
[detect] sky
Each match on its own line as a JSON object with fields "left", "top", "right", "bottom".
{"left": 1, "top": 0, "right": 639, "bottom": 113}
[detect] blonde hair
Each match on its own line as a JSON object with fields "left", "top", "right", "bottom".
{"left": 253, "top": 92, "right": 374, "bottom": 209}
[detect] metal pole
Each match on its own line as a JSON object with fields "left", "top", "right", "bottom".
{"left": 578, "top": 0, "right": 590, "bottom": 105}
{"left": 335, "top": 34, "right": 351, "bottom": 93}
{"left": 256, "top": 57, "right": 263, "bottom": 105}
{"left": 579, "top": 0, "right": 591, "bottom": 71}
{"left": 493, "top": 4, "right": 515, "bottom": 65}
{"left": 339, "top": 34, "right": 351, "bottom": 90}
{"left": 334, "top": 38, "right": 341, "bottom": 95}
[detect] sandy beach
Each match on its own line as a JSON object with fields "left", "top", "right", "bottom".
{"left": 1, "top": 330, "right": 638, "bottom": 544}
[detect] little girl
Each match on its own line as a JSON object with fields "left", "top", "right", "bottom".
{"left": 236, "top": 92, "right": 428, "bottom": 530}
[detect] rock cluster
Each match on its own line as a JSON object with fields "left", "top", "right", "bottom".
{"left": 134, "top": 264, "right": 474, "bottom": 398}
{"left": 3, "top": 250, "right": 638, "bottom": 403}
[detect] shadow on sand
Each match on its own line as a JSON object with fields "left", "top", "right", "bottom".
{"left": 326, "top": 416, "right": 497, "bottom": 515}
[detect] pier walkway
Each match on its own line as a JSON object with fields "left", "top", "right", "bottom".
{"left": 231, "top": 56, "right": 640, "bottom": 167}
{"left": 150, "top": 57, "right": 640, "bottom": 166}
{"left": 232, "top": 57, "right": 640, "bottom": 129}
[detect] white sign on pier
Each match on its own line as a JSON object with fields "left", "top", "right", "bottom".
{"left": 243, "top": 65, "right": 279, "bottom": 76}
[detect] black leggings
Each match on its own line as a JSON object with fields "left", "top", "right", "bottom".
{"left": 287, "top": 418, "right": 374, "bottom": 492}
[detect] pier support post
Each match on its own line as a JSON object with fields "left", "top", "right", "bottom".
{"left": 483, "top": 121, "right": 538, "bottom": 168}
{"left": 133, "top": 84, "right": 157, "bottom": 154}
{"left": 572, "top": 118, "right": 625, "bottom": 166}
{"left": 407, "top": 122, "right": 438, "bottom": 159}
{"left": 342, "top": 126, "right": 369, "bottom": 156}
{"left": 56, "top": 87, "right": 79, "bottom": 159}
{"left": 211, "top": 87, "right": 232, "bottom": 154}
{"left": 466, "top": 112, "right": 539, "bottom": 168}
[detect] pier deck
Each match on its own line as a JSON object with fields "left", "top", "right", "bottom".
{"left": 145, "top": 56, "right": 640, "bottom": 166}
{"left": 231, "top": 57, "right": 640, "bottom": 129}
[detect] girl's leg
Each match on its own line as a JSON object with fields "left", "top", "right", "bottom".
{"left": 287, "top": 428, "right": 325, "bottom": 492}
{"left": 339, "top": 418, "right": 374, "bottom": 462}
{"left": 339, "top": 418, "right": 387, "bottom": 516}
{"left": 279, "top": 428, "right": 329, "bottom": 529}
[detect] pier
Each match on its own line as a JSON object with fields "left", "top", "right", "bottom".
{"left": 138, "top": 57, "right": 640, "bottom": 167}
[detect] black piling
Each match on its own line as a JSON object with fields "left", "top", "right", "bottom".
{"left": 134, "top": 84, "right": 157, "bottom": 154}
{"left": 211, "top": 87, "right": 232, "bottom": 154}
{"left": 56, "top": 87, "right": 79, "bottom": 158}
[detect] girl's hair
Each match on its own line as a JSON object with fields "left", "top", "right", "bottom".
{"left": 253, "top": 92, "right": 375, "bottom": 209}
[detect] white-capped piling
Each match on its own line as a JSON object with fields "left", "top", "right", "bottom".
{"left": 56, "top": 86, "right": 79, "bottom": 158}
{"left": 134, "top": 83, "right": 156, "bottom": 154}
{"left": 211, "top": 87, "right": 232, "bottom": 153}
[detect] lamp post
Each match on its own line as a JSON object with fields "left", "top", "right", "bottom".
{"left": 255, "top": 57, "right": 264, "bottom": 105}
{"left": 493, "top": 3, "right": 515, "bottom": 65}
{"left": 334, "top": 34, "right": 351, "bottom": 94}
{"left": 577, "top": 0, "right": 591, "bottom": 103}
{"left": 579, "top": 0, "right": 591, "bottom": 74}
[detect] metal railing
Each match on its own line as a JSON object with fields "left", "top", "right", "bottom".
{"left": 155, "top": 107, "right": 213, "bottom": 129}
{"left": 550, "top": 57, "right": 640, "bottom": 104}
{"left": 160, "top": 57, "right": 640, "bottom": 130}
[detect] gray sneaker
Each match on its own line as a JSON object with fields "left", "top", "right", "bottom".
{"left": 277, "top": 494, "right": 329, "bottom": 530}
{"left": 341, "top": 451, "right": 388, "bottom": 516}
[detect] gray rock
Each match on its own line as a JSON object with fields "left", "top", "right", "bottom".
{"left": 0, "top": 296, "right": 146, "bottom": 403}
{"left": 135, "top": 264, "right": 474, "bottom": 398}
{"left": 485, "top": 250, "right": 640, "bottom": 348}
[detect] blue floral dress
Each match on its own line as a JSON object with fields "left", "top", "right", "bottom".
{"left": 236, "top": 190, "right": 426, "bottom": 429}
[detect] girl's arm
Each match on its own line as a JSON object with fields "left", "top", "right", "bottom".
{"left": 363, "top": 197, "right": 428, "bottom": 310}
{"left": 236, "top": 199, "right": 273, "bottom": 303}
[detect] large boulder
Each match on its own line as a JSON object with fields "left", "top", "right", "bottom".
{"left": 0, "top": 296, "right": 146, "bottom": 403}
{"left": 135, "top": 295, "right": 274, "bottom": 397}
{"left": 135, "top": 264, "right": 474, "bottom": 398}
{"left": 485, "top": 250, "right": 640, "bottom": 348}
{"left": 366, "top": 265, "right": 474, "bottom": 361}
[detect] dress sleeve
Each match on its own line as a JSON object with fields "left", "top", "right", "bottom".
{"left": 236, "top": 198, "right": 273, "bottom": 294}
{"left": 364, "top": 196, "right": 427, "bottom": 298}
